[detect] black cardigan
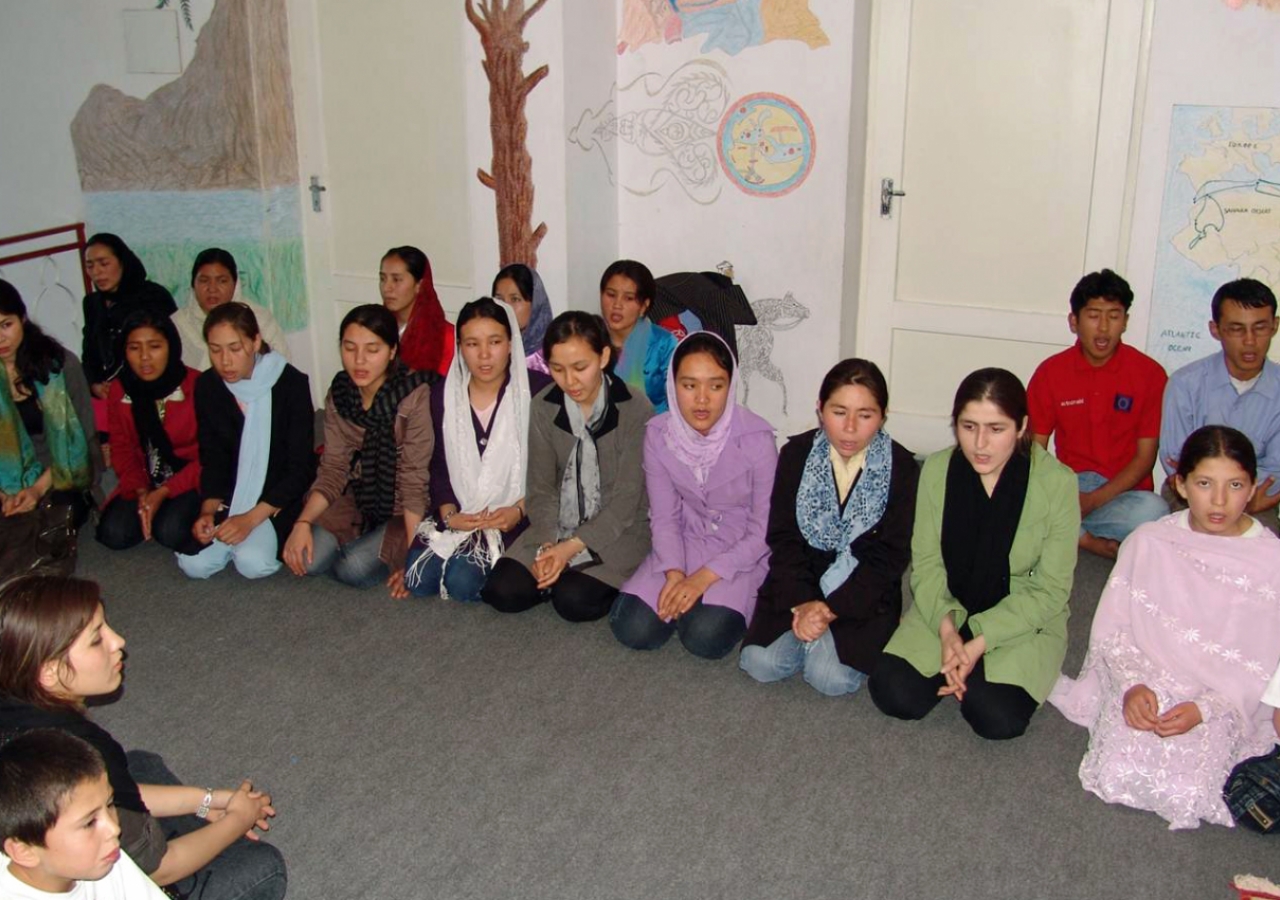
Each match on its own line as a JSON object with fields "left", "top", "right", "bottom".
{"left": 742, "top": 430, "right": 920, "bottom": 674}
{"left": 81, "top": 281, "right": 177, "bottom": 384}
{"left": 194, "top": 364, "right": 317, "bottom": 552}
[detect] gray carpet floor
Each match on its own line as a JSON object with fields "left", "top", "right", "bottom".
{"left": 77, "top": 537, "right": 1274, "bottom": 900}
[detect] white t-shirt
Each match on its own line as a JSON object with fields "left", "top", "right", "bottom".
{"left": 1264, "top": 664, "right": 1280, "bottom": 709}
{"left": 0, "top": 852, "right": 167, "bottom": 899}
{"left": 1171, "top": 508, "right": 1265, "bottom": 538}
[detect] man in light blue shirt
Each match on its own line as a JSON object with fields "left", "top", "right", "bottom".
{"left": 1160, "top": 278, "right": 1280, "bottom": 529}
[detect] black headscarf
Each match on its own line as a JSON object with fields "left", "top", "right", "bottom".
{"left": 940, "top": 446, "right": 1031, "bottom": 622}
{"left": 330, "top": 361, "right": 435, "bottom": 530}
{"left": 87, "top": 232, "right": 149, "bottom": 293}
{"left": 116, "top": 310, "right": 189, "bottom": 486}
{"left": 83, "top": 234, "right": 177, "bottom": 383}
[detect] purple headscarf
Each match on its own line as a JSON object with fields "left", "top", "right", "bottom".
{"left": 662, "top": 331, "right": 738, "bottom": 485}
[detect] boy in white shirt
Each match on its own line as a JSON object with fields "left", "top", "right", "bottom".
{"left": 1, "top": 729, "right": 166, "bottom": 899}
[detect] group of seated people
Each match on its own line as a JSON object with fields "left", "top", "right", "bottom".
{"left": 0, "top": 243, "right": 1278, "bottom": 895}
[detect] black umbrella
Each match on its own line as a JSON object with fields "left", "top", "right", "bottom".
{"left": 651, "top": 271, "right": 756, "bottom": 358}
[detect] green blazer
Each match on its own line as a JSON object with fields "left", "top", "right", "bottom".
{"left": 882, "top": 443, "right": 1079, "bottom": 703}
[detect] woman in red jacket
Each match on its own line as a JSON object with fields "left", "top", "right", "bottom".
{"left": 95, "top": 310, "right": 202, "bottom": 552}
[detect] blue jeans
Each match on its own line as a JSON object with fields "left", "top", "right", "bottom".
{"left": 403, "top": 541, "right": 490, "bottom": 603}
{"left": 609, "top": 592, "right": 746, "bottom": 660}
{"left": 739, "top": 630, "right": 867, "bottom": 697}
{"left": 126, "top": 750, "right": 286, "bottom": 900}
{"left": 178, "top": 519, "right": 281, "bottom": 580}
{"left": 1077, "top": 471, "right": 1169, "bottom": 542}
{"left": 307, "top": 523, "right": 389, "bottom": 588}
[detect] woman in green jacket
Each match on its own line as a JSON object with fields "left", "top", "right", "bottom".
{"left": 868, "top": 368, "right": 1079, "bottom": 740}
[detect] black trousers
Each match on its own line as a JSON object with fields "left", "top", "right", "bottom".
{"left": 868, "top": 651, "right": 1038, "bottom": 741}
{"left": 96, "top": 490, "right": 201, "bottom": 552}
{"left": 482, "top": 557, "right": 617, "bottom": 622}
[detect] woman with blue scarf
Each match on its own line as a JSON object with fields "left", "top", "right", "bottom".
{"left": 740, "top": 359, "right": 919, "bottom": 696}
{"left": 179, "top": 303, "right": 315, "bottom": 579}
{"left": 599, "top": 259, "right": 675, "bottom": 414}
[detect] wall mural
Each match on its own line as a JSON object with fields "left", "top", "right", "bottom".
{"left": 466, "top": 0, "right": 550, "bottom": 269}
{"left": 569, "top": 60, "right": 814, "bottom": 205}
{"left": 619, "top": 0, "right": 829, "bottom": 56}
{"left": 71, "top": 0, "right": 307, "bottom": 330}
{"left": 735, "top": 292, "right": 811, "bottom": 415}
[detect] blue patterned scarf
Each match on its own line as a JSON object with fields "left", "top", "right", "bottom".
{"left": 796, "top": 428, "right": 893, "bottom": 596}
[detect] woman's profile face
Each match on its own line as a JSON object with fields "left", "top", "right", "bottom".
{"left": 379, "top": 256, "right": 420, "bottom": 323}
{"left": 84, "top": 245, "right": 123, "bottom": 294}
{"left": 548, "top": 335, "right": 610, "bottom": 410}
{"left": 1176, "top": 455, "right": 1256, "bottom": 536}
{"left": 674, "top": 351, "right": 731, "bottom": 436}
{"left": 459, "top": 315, "right": 511, "bottom": 388}
{"left": 600, "top": 275, "right": 648, "bottom": 340}
{"left": 493, "top": 277, "right": 532, "bottom": 332}
{"left": 341, "top": 323, "right": 396, "bottom": 392}
{"left": 206, "top": 322, "right": 261, "bottom": 384}
{"left": 955, "top": 399, "right": 1023, "bottom": 481}
{"left": 124, "top": 326, "right": 170, "bottom": 383}
{"left": 0, "top": 313, "right": 26, "bottom": 363}
{"left": 819, "top": 383, "right": 884, "bottom": 462}
{"left": 193, "top": 263, "right": 237, "bottom": 313}
{"left": 42, "top": 605, "right": 126, "bottom": 701}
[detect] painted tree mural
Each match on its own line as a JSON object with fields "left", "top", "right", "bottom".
{"left": 466, "top": 0, "right": 549, "bottom": 268}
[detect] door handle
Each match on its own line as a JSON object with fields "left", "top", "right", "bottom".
{"left": 880, "top": 177, "right": 906, "bottom": 218}
{"left": 309, "top": 176, "right": 327, "bottom": 213}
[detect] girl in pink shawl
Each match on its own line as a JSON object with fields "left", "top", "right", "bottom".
{"left": 1051, "top": 425, "right": 1280, "bottom": 829}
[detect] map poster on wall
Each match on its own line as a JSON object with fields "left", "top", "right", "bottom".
{"left": 1146, "top": 105, "right": 1280, "bottom": 372}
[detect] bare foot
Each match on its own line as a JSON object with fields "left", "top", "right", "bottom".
{"left": 1079, "top": 532, "right": 1119, "bottom": 559}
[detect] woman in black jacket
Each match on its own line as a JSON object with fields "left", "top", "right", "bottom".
{"left": 178, "top": 302, "right": 314, "bottom": 579}
{"left": 739, "top": 358, "right": 919, "bottom": 696}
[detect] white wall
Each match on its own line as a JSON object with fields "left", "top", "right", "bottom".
{"left": 0, "top": 0, "right": 206, "bottom": 350}
{"left": 1125, "top": 0, "right": 1280, "bottom": 361}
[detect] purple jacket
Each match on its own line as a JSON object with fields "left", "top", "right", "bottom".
{"left": 620, "top": 406, "right": 777, "bottom": 621}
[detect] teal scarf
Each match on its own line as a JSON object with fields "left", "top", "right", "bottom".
{"left": 0, "top": 370, "right": 91, "bottom": 494}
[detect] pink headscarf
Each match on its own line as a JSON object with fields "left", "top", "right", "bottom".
{"left": 662, "top": 331, "right": 738, "bottom": 485}
{"left": 1052, "top": 515, "right": 1280, "bottom": 741}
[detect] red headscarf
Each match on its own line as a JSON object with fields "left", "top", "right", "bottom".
{"left": 397, "top": 257, "right": 454, "bottom": 376}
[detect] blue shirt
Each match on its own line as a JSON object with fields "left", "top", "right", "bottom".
{"left": 1160, "top": 352, "right": 1280, "bottom": 492}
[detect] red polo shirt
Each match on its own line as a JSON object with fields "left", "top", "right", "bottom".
{"left": 1027, "top": 342, "right": 1167, "bottom": 490}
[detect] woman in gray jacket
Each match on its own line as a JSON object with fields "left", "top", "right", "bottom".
{"left": 482, "top": 311, "right": 652, "bottom": 622}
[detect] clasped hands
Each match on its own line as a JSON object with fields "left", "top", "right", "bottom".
{"left": 938, "top": 615, "right": 986, "bottom": 701}
{"left": 445, "top": 505, "right": 522, "bottom": 534}
{"left": 1122, "top": 684, "right": 1203, "bottom": 738}
{"left": 657, "top": 568, "right": 720, "bottom": 622}
{"left": 205, "top": 781, "right": 277, "bottom": 841}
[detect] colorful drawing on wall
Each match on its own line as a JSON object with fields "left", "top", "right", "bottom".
{"left": 155, "top": 0, "right": 195, "bottom": 30}
{"left": 568, "top": 59, "right": 732, "bottom": 205}
{"left": 718, "top": 93, "right": 815, "bottom": 197}
{"left": 619, "top": 0, "right": 829, "bottom": 55}
{"left": 466, "top": 0, "right": 550, "bottom": 269}
{"left": 735, "top": 292, "right": 810, "bottom": 415}
{"left": 70, "top": 0, "right": 307, "bottom": 330}
{"left": 1222, "top": 0, "right": 1280, "bottom": 10}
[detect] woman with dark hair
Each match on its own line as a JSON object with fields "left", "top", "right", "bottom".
{"left": 95, "top": 310, "right": 201, "bottom": 553}
{"left": 1052, "top": 425, "right": 1280, "bottom": 828}
{"left": 869, "top": 367, "right": 1079, "bottom": 740}
{"left": 599, "top": 259, "right": 676, "bottom": 413}
{"left": 380, "top": 246, "right": 454, "bottom": 376}
{"left": 482, "top": 311, "right": 652, "bottom": 621}
{"left": 492, "top": 263, "right": 553, "bottom": 374}
{"left": 179, "top": 303, "right": 315, "bottom": 580}
{"left": 609, "top": 332, "right": 776, "bottom": 659}
{"left": 0, "top": 281, "right": 102, "bottom": 579}
{"left": 282, "top": 304, "right": 434, "bottom": 596}
{"left": 404, "top": 298, "right": 552, "bottom": 602}
{"left": 740, "top": 358, "right": 919, "bottom": 693}
{"left": 173, "top": 247, "right": 290, "bottom": 371}
{"left": 81, "top": 234, "right": 177, "bottom": 402}
{"left": 0, "top": 575, "right": 286, "bottom": 898}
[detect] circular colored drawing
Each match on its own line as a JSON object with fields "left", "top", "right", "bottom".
{"left": 717, "top": 93, "right": 816, "bottom": 197}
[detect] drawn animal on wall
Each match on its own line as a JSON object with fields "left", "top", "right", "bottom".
{"left": 735, "top": 292, "right": 810, "bottom": 415}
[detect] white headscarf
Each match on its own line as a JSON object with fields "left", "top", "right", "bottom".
{"left": 425, "top": 299, "right": 530, "bottom": 570}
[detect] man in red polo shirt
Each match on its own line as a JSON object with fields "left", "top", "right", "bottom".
{"left": 1028, "top": 270, "right": 1169, "bottom": 559}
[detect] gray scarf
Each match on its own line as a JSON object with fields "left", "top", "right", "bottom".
{"left": 557, "top": 377, "right": 610, "bottom": 540}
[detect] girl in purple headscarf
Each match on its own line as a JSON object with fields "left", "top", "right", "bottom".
{"left": 609, "top": 331, "right": 776, "bottom": 659}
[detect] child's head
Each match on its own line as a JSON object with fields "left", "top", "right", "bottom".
{"left": 0, "top": 576, "right": 124, "bottom": 709}
{"left": 1175, "top": 425, "right": 1258, "bottom": 536}
{"left": 0, "top": 729, "right": 120, "bottom": 892}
